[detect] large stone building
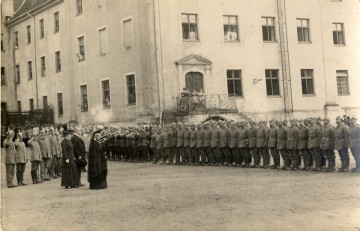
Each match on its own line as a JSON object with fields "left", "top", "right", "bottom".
{"left": 1, "top": 0, "right": 360, "bottom": 125}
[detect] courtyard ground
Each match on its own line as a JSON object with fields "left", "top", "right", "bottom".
{"left": 1, "top": 159, "right": 360, "bottom": 231}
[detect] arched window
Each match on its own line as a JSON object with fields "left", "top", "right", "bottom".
{"left": 185, "top": 72, "right": 203, "bottom": 93}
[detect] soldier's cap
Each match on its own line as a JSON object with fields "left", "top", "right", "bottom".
{"left": 350, "top": 115, "right": 357, "bottom": 120}
{"left": 336, "top": 116, "right": 343, "bottom": 120}
{"left": 323, "top": 117, "right": 330, "bottom": 122}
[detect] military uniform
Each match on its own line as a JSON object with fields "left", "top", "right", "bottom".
{"left": 349, "top": 118, "right": 360, "bottom": 172}
{"left": 176, "top": 126, "right": 185, "bottom": 165}
{"left": 228, "top": 124, "right": 238, "bottom": 166}
{"left": 268, "top": 123, "right": 279, "bottom": 169}
{"left": 320, "top": 121, "right": 335, "bottom": 172}
{"left": 247, "top": 124, "right": 257, "bottom": 167}
{"left": 334, "top": 118, "right": 350, "bottom": 172}
{"left": 210, "top": 124, "right": 221, "bottom": 165}
{"left": 256, "top": 123, "right": 269, "bottom": 168}
{"left": 219, "top": 125, "right": 230, "bottom": 166}
{"left": 203, "top": 124, "right": 212, "bottom": 165}
{"left": 277, "top": 124, "right": 289, "bottom": 169}
{"left": 183, "top": 126, "right": 191, "bottom": 164}
{"left": 4, "top": 135, "right": 17, "bottom": 188}
{"left": 287, "top": 122, "right": 299, "bottom": 170}
{"left": 237, "top": 124, "right": 249, "bottom": 167}
{"left": 195, "top": 126, "right": 205, "bottom": 165}
{"left": 297, "top": 123, "right": 310, "bottom": 170}
{"left": 14, "top": 136, "right": 28, "bottom": 186}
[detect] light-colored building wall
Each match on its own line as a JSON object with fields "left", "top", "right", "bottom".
{"left": 1, "top": 0, "right": 16, "bottom": 111}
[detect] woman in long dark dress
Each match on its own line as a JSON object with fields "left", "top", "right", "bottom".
{"left": 88, "top": 131, "right": 108, "bottom": 189}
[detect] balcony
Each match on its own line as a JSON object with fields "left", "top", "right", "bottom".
{"left": 176, "top": 94, "right": 237, "bottom": 115}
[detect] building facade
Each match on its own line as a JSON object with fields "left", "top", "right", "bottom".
{"left": 1, "top": 0, "right": 360, "bottom": 126}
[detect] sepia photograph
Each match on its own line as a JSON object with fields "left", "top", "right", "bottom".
{"left": 1, "top": 0, "right": 360, "bottom": 230}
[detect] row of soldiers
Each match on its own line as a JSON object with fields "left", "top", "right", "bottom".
{"left": 103, "top": 115, "right": 360, "bottom": 173}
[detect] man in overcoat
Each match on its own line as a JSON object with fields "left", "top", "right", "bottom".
{"left": 14, "top": 132, "right": 28, "bottom": 186}
{"left": 334, "top": 116, "right": 350, "bottom": 172}
{"left": 71, "top": 126, "right": 86, "bottom": 186}
{"left": 4, "top": 130, "right": 17, "bottom": 188}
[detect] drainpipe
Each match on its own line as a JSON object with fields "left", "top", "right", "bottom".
{"left": 27, "top": 12, "right": 39, "bottom": 109}
{"left": 277, "top": 0, "right": 293, "bottom": 117}
{"left": 153, "top": 0, "right": 165, "bottom": 125}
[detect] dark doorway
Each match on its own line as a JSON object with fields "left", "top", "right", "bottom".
{"left": 185, "top": 72, "right": 203, "bottom": 92}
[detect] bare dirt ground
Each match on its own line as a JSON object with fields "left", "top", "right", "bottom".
{"left": 1, "top": 155, "right": 360, "bottom": 231}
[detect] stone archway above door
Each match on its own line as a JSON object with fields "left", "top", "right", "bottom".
{"left": 175, "top": 54, "right": 212, "bottom": 95}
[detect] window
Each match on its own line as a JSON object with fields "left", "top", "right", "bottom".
{"left": 126, "top": 74, "right": 136, "bottom": 105}
{"left": 54, "top": 12, "right": 59, "bottom": 33}
{"left": 76, "top": 0, "right": 83, "bottom": 15}
{"left": 17, "top": 101, "right": 21, "bottom": 112}
{"left": 80, "top": 85, "right": 88, "bottom": 112}
{"left": 40, "top": 56, "right": 46, "bottom": 76}
{"left": 181, "top": 14, "right": 198, "bottom": 40}
{"left": 297, "top": 19, "right": 310, "bottom": 43}
{"left": 333, "top": 23, "right": 345, "bottom": 45}
{"left": 28, "top": 61, "right": 32, "bottom": 80}
{"left": 98, "top": 27, "right": 108, "bottom": 55}
{"left": 1, "top": 102, "right": 7, "bottom": 110}
{"left": 1, "top": 67, "right": 5, "bottom": 85}
{"left": 57, "top": 93, "right": 63, "bottom": 116}
{"left": 15, "top": 64, "right": 20, "bottom": 83}
{"left": 43, "top": 96, "right": 48, "bottom": 109}
{"left": 122, "top": 18, "right": 133, "bottom": 48}
{"left": 39, "top": 19, "right": 45, "bottom": 39}
{"left": 227, "top": 70, "right": 243, "bottom": 97}
{"left": 1, "top": 33, "right": 4, "bottom": 51}
{"left": 77, "top": 36, "right": 85, "bottom": 61}
{"left": 29, "top": 98, "right": 34, "bottom": 111}
{"left": 55, "top": 51, "right": 61, "bottom": 72}
{"left": 14, "top": 31, "right": 19, "bottom": 48}
{"left": 301, "top": 69, "right": 314, "bottom": 95}
{"left": 101, "top": 80, "right": 110, "bottom": 108}
{"left": 336, "top": 70, "right": 349, "bottom": 96}
{"left": 26, "top": 25, "right": 31, "bottom": 44}
{"left": 262, "top": 17, "right": 276, "bottom": 42}
{"left": 223, "top": 15, "right": 239, "bottom": 41}
{"left": 265, "top": 69, "right": 280, "bottom": 96}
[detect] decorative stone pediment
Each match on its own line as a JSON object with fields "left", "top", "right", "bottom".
{"left": 175, "top": 54, "right": 212, "bottom": 66}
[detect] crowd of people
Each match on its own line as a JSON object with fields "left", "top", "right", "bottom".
{"left": 2, "top": 124, "right": 108, "bottom": 189}
{"left": 101, "top": 115, "right": 360, "bottom": 173}
{"left": 2, "top": 114, "right": 360, "bottom": 189}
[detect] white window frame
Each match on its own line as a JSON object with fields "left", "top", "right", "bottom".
{"left": 79, "top": 83, "right": 89, "bottom": 112}
{"left": 76, "top": 34, "right": 86, "bottom": 61}
{"left": 121, "top": 16, "right": 134, "bottom": 49}
{"left": 100, "top": 78, "right": 111, "bottom": 109}
{"left": 97, "top": 26, "right": 108, "bottom": 56}
{"left": 57, "top": 92, "right": 64, "bottom": 117}
{"left": 125, "top": 72, "right": 137, "bottom": 106}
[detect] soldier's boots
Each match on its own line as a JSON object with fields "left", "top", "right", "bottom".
{"left": 338, "top": 161, "right": 345, "bottom": 172}
{"left": 31, "top": 170, "right": 38, "bottom": 184}
{"left": 342, "top": 160, "right": 349, "bottom": 172}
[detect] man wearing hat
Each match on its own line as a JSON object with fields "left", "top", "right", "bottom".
{"left": 14, "top": 132, "right": 28, "bottom": 186}
{"left": 297, "top": 120, "right": 310, "bottom": 170}
{"left": 71, "top": 126, "right": 86, "bottom": 186}
{"left": 320, "top": 117, "right": 335, "bottom": 172}
{"left": 268, "top": 120, "right": 279, "bottom": 169}
{"left": 37, "top": 130, "right": 51, "bottom": 181}
{"left": 4, "top": 130, "right": 17, "bottom": 188}
{"left": 189, "top": 123, "right": 197, "bottom": 165}
{"left": 61, "top": 128, "right": 77, "bottom": 189}
{"left": 28, "top": 133, "right": 42, "bottom": 184}
{"left": 210, "top": 122, "right": 221, "bottom": 166}
{"left": 195, "top": 123, "right": 205, "bottom": 166}
{"left": 183, "top": 124, "right": 191, "bottom": 165}
{"left": 277, "top": 120, "right": 289, "bottom": 170}
{"left": 237, "top": 121, "right": 249, "bottom": 167}
{"left": 203, "top": 122, "right": 211, "bottom": 166}
{"left": 349, "top": 116, "right": 360, "bottom": 172}
{"left": 307, "top": 118, "right": 322, "bottom": 171}
{"left": 176, "top": 123, "right": 185, "bottom": 165}
{"left": 219, "top": 122, "right": 230, "bottom": 166}
{"left": 334, "top": 116, "right": 350, "bottom": 172}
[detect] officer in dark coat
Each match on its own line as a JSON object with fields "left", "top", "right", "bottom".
{"left": 210, "top": 122, "right": 221, "bottom": 166}
{"left": 61, "top": 129, "right": 77, "bottom": 189}
{"left": 71, "top": 126, "right": 86, "bottom": 186}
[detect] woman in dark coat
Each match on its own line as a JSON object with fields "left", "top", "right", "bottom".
{"left": 61, "top": 130, "right": 78, "bottom": 189}
{"left": 88, "top": 131, "right": 108, "bottom": 189}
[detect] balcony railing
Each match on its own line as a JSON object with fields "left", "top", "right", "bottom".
{"left": 176, "top": 94, "right": 237, "bottom": 114}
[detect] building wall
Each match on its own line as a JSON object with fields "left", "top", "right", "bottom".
{"left": 67, "top": 0, "right": 159, "bottom": 125}
{"left": 1, "top": 0, "right": 16, "bottom": 111}
{"left": 156, "top": 0, "right": 360, "bottom": 122}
